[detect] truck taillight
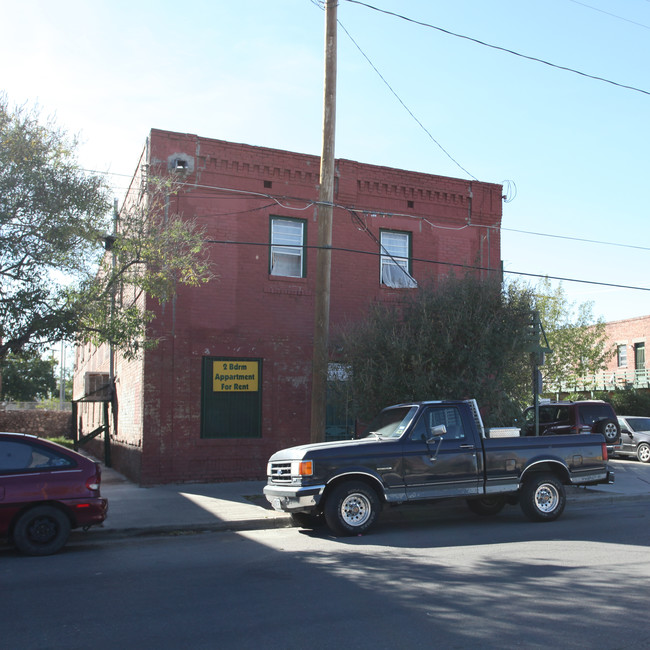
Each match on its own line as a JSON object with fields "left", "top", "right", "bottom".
{"left": 602, "top": 443, "right": 608, "bottom": 461}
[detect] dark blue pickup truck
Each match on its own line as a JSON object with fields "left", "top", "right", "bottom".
{"left": 264, "top": 400, "right": 614, "bottom": 536}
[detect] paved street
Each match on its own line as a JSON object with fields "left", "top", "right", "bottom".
{"left": 2, "top": 495, "right": 649, "bottom": 649}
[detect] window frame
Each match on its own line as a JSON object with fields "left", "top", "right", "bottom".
{"left": 269, "top": 216, "right": 306, "bottom": 278}
{"left": 617, "top": 344, "right": 628, "bottom": 368}
{"left": 379, "top": 229, "right": 416, "bottom": 288}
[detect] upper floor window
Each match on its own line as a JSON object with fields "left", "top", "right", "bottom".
{"left": 270, "top": 217, "right": 305, "bottom": 278}
{"left": 380, "top": 230, "right": 417, "bottom": 289}
{"left": 617, "top": 344, "right": 627, "bottom": 368}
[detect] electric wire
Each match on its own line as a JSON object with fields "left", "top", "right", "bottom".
{"left": 205, "top": 238, "right": 650, "bottom": 293}
{"left": 343, "top": 0, "right": 650, "bottom": 96}
{"left": 107, "top": 177, "right": 650, "bottom": 254}
{"left": 566, "top": 0, "right": 650, "bottom": 30}
{"left": 338, "top": 19, "right": 478, "bottom": 181}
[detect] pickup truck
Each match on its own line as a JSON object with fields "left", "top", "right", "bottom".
{"left": 263, "top": 400, "right": 614, "bottom": 536}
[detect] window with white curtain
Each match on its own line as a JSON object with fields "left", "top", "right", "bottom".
{"left": 380, "top": 230, "right": 417, "bottom": 288}
{"left": 270, "top": 217, "right": 305, "bottom": 278}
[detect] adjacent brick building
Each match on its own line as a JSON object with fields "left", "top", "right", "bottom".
{"left": 596, "top": 315, "right": 649, "bottom": 389}
{"left": 74, "top": 129, "right": 504, "bottom": 484}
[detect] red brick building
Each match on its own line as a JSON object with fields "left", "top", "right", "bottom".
{"left": 74, "top": 129, "right": 504, "bottom": 484}
{"left": 591, "top": 315, "right": 649, "bottom": 390}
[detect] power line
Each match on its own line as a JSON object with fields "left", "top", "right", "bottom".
{"left": 205, "top": 238, "right": 650, "bottom": 293}
{"left": 337, "top": 20, "right": 478, "bottom": 180}
{"left": 178, "top": 180, "right": 650, "bottom": 254}
{"left": 343, "top": 0, "right": 650, "bottom": 96}
{"left": 498, "top": 225, "right": 650, "bottom": 252}
{"left": 566, "top": 0, "right": 650, "bottom": 30}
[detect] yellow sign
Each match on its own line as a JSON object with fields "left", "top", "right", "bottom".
{"left": 213, "top": 361, "right": 259, "bottom": 392}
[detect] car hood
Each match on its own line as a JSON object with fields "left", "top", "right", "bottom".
{"left": 268, "top": 436, "right": 391, "bottom": 461}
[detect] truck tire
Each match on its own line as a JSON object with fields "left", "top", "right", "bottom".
{"left": 636, "top": 442, "right": 650, "bottom": 463}
{"left": 594, "top": 418, "right": 619, "bottom": 442}
{"left": 466, "top": 496, "right": 506, "bottom": 516}
{"left": 323, "top": 481, "right": 381, "bottom": 536}
{"left": 12, "top": 505, "right": 71, "bottom": 556}
{"left": 520, "top": 473, "right": 566, "bottom": 522}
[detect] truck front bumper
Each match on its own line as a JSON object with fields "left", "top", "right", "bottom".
{"left": 263, "top": 483, "right": 326, "bottom": 513}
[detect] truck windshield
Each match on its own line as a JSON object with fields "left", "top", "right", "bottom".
{"left": 363, "top": 406, "right": 419, "bottom": 439}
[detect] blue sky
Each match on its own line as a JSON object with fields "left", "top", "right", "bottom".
{"left": 3, "top": 0, "right": 649, "bottom": 323}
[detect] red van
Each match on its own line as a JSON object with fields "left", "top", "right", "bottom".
{"left": 0, "top": 432, "right": 108, "bottom": 555}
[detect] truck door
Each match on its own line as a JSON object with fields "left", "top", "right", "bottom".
{"left": 402, "top": 404, "right": 480, "bottom": 500}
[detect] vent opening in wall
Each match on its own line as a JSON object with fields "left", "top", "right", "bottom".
{"left": 407, "top": 200, "right": 414, "bottom": 208}
{"left": 167, "top": 153, "right": 194, "bottom": 173}
{"left": 264, "top": 180, "right": 272, "bottom": 189}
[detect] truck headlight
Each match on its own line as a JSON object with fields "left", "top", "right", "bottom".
{"left": 291, "top": 460, "right": 313, "bottom": 476}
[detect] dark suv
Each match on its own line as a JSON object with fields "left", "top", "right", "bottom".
{"left": 522, "top": 400, "right": 621, "bottom": 451}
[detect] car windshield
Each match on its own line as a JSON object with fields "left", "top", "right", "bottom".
{"left": 625, "top": 417, "right": 650, "bottom": 432}
{"left": 363, "top": 406, "right": 419, "bottom": 439}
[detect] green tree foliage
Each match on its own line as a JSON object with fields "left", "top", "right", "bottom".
{"left": 75, "top": 175, "right": 213, "bottom": 359}
{"left": 336, "top": 276, "right": 535, "bottom": 427}
{"left": 533, "top": 278, "right": 612, "bottom": 394}
{"left": 0, "top": 351, "right": 56, "bottom": 401}
{"left": 598, "top": 390, "right": 650, "bottom": 417}
{"left": 0, "top": 94, "right": 110, "bottom": 357}
{"left": 0, "top": 95, "right": 213, "bottom": 361}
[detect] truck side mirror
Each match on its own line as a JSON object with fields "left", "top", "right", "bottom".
{"left": 426, "top": 424, "right": 447, "bottom": 443}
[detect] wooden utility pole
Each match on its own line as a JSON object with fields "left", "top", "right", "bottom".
{"left": 310, "top": 0, "right": 337, "bottom": 443}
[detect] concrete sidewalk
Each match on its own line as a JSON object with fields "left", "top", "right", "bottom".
{"left": 77, "top": 458, "right": 650, "bottom": 542}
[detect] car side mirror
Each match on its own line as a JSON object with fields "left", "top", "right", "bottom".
{"left": 426, "top": 424, "right": 447, "bottom": 443}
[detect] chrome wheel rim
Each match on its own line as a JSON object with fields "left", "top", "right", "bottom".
{"left": 340, "top": 492, "right": 372, "bottom": 527}
{"left": 603, "top": 422, "right": 618, "bottom": 441}
{"left": 638, "top": 444, "right": 650, "bottom": 463}
{"left": 534, "top": 483, "right": 559, "bottom": 513}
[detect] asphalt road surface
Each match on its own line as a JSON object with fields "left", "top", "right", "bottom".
{"left": 2, "top": 497, "right": 649, "bottom": 649}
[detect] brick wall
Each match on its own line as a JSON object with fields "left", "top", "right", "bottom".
{"left": 74, "top": 129, "right": 503, "bottom": 485}
{"left": 0, "top": 409, "right": 73, "bottom": 438}
{"left": 602, "top": 315, "right": 650, "bottom": 373}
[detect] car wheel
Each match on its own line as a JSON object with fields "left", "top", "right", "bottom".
{"left": 290, "top": 512, "right": 323, "bottom": 529}
{"left": 12, "top": 505, "right": 71, "bottom": 556}
{"left": 520, "top": 474, "right": 566, "bottom": 522}
{"left": 323, "top": 481, "right": 381, "bottom": 536}
{"left": 594, "top": 418, "right": 619, "bottom": 442}
{"left": 466, "top": 496, "right": 506, "bottom": 516}
{"left": 636, "top": 442, "right": 650, "bottom": 464}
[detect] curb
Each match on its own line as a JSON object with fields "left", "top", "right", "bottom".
{"left": 67, "top": 490, "right": 650, "bottom": 543}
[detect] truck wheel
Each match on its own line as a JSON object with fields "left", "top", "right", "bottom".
{"left": 323, "top": 481, "right": 381, "bottom": 536}
{"left": 12, "top": 505, "right": 71, "bottom": 556}
{"left": 520, "top": 474, "right": 566, "bottom": 522}
{"left": 637, "top": 442, "right": 650, "bottom": 463}
{"left": 594, "top": 418, "right": 619, "bottom": 442}
{"left": 466, "top": 496, "right": 506, "bottom": 516}
{"left": 290, "top": 512, "right": 323, "bottom": 529}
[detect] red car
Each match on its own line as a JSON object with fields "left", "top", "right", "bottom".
{"left": 0, "top": 432, "right": 108, "bottom": 555}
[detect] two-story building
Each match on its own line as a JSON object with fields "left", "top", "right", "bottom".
{"left": 591, "top": 315, "right": 649, "bottom": 390}
{"left": 74, "top": 129, "right": 504, "bottom": 484}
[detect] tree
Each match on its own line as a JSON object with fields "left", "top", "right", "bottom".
{"left": 0, "top": 94, "right": 110, "bottom": 358}
{"left": 74, "top": 174, "right": 213, "bottom": 359}
{"left": 336, "top": 275, "right": 535, "bottom": 428}
{"left": 0, "top": 95, "right": 212, "bottom": 361}
{"left": 0, "top": 351, "right": 57, "bottom": 401}
{"left": 601, "top": 389, "right": 650, "bottom": 416}
{"left": 532, "top": 278, "right": 612, "bottom": 394}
